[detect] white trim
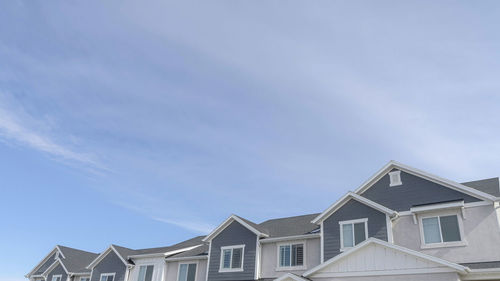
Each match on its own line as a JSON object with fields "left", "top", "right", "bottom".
{"left": 203, "top": 215, "right": 268, "bottom": 242}
{"left": 41, "top": 259, "right": 69, "bottom": 277}
{"left": 218, "top": 245, "right": 245, "bottom": 273}
{"left": 353, "top": 160, "right": 497, "bottom": 202}
{"left": 410, "top": 201, "right": 465, "bottom": 213}
{"left": 311, "top": 267, "right": 462, "bottom": 278}
{"left": 78, "top": 277, "right": 90, "bottom": 281}
{"left": 418, "top": 211, "right": 467, "bottom": 249}
{"left": 463, "top": 270, "right": 500, "bottom": 280}
{"left": 386, "top": 214, "right": 394, "bottom": 243}
{"left": 303, "top": 238, "right": 469, "bottom": 277}
{"left": 339, "top": 218, "right": 368, "bottom": 252}
{"left": 137, "top": 265, "right": 155, "bottom": 281}
{"left": 312, "top": 192, "right": 397, "bottom": 224}
{"left": 320, "top": 221, "right": 324, "bottom": 263}
{"left": 273, "top": 273, "right": 309, "bottom": 281}
{"left": 276, "top": 241, "right": 306, "bottom": 271}
{"left": 51, "top": 275, "right": 62, "bottom": 281}
{"left": 99, "top": 273, "right": 116, "bottom": 281}
{"left": 165, "top": 255, "right": 208, "bottom": 262}
{"left": 259, "top": 233, "right": 320, "bottom": 243}
{"left": 128, "top": 245, "right": 203, "bottom": 259}
{"left": 87, "top": 245, "right": 130, "bottom": 269}
{"left": 26, "top": 247, "right": 62, "bottom": 277}
{"left": 205, "top": 242, "right": 211, "bottom": 281}
{"left": 177, "top": 261, "right": 198, "bottom": 281}
{"left": 389, "top": 170, "right": 402, "bottom": 187}
{"left": 254, "top": 237, "right": 260, "bottom": 279}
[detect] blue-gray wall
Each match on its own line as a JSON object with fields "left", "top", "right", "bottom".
{"left": 361, "top": 170, "right": 481, "bottom": 211}
{"left": 90, "top": 251, "right": 127, "bottom": 281}
{"left": 323, "top": 199, "right": 388, "bottom": 261}
{"left": 46, "top": 264, "right": 68, "bottom": 281}
{"left": 34, "top": 252, "right": 57, "bottom": 275}
{"left": 207, "top": 221, "right": 257, "bottom": 281}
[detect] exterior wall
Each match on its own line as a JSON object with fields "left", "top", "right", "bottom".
{"left": 75, "top": 275, "right": 91, "bottom": 281}
{"left": 129, "top": 257, "right": 166, "bottom": 281}
{"left": 311, "top": 272, "right": 460, "bottom": 281}
{"left": 393, "top": 204, "right": 500, "bottom": 263}
{"left": 35, "top": 252, "right": 58, "bottom": 275}
{"left": 260, "top": 237, "right": 320, "bottom": 279}
{"left": 207, "top": 221, "right": 257, "bottom": 281}
{"left": 90, "top": 251, "right": 127, "bottom": 281}
{"left": 323, "top": 200, "right": 388, "bottom": 261}
{"left": 46, "top": 264, "right": 68, "bottom": 281}
{"left": 361, "top": 170, "right": 481, "bottom": 211}
{"left": 165, "top": 259, "right": 207, "bottom": 281}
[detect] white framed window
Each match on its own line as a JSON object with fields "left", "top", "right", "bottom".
{"left": 277, "top": 242, "right": 305, "bottom": 269}
{"left": 79, "top": 278, "right": 90, "bottom": 281}
{"left": 339, "top": 218, "right": 368, "bottom": 251}
{"left": 51, "top": 275, "right": 62, "bottom": 281}
{"left": 100, "top": 273, "right": 115, "bottom": 281}
{"left": 178, "top": 262, "right": 197, "bottom": 281}
{"left": 389, "top": 170, "right": 402, "bottom": 187}
{"left": 138, "top": 265, "right": 154, "bottom": 281}
{"left": 219, "top": 245, "right": 245, "bottom": 272}
{"left": 419, "top": 213, "right": 466, "bottom": 249}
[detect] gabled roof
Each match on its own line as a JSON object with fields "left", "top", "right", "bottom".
{"left": 41, "top": 259, "right": 68, "bottom": 277}
{"left": 258, "top": 213, "right": 320, "bottom": 238}
{"left": 303, "top": 238, "right": 469, "bottom": 277}
{"left": 87, "top": 245, "right": 133, "bottom": 269}
{"left": 312, "top": 192, "right": 397, "bottom": 224}
{"left": 165, "top": 244, "right": 209, "bottom": 261}
{"left": 354, "top": 161, "right": 498, "bottom": 202}
{"left": 56, "top": 246, "right": 98, "bottom": 273}
{"left": 26, "top": 246, "right": 61, "bottom": 277}
{"left": 462, "top": 177, "right": 500, "bottom": 197}
{"left": 128, "top": 236, "right": 205, "bottom": 258}
{"left": 203, "top": 214, "right": 269, "bottom": 242}
{"left": 273, "top": 273, "right": 310, "bottom": 281}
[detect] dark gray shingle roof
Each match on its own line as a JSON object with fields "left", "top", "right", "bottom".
{"left": 167, "top": 244, "right": 209, "bottom": 259}
{"left": 57, "top": 246, "right": 99, "bottom": 273}
{"left": 258, "top": 213, "right": 320, "bottom": 238}
{"left": 461, "top": 261, "right": 500, "bottom": 269}
{"left": 462, "top": 177, "right": 500, "bottom": 197}
{"left": 132, "top": 236, "right": 205, "bottom": 256}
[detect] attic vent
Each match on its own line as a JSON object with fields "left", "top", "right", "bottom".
{"left": 389, "top": 170, "right": 402, "bottom": 187}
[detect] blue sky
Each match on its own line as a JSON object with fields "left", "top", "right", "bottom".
{"left": 1, "top": 1, "right": 500, "bottom": 280}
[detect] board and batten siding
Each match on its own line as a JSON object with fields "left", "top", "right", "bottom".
{"left": 46, "top": 264, "right": 68, "bottom": 281}
{"left": 207, "top": 221, "right": 257, "bottom": 281}
{"left": 323, "top": 199, "right": 388, "bottom": 261}
{"left": 128, "top": 257, "right": 165, "bottom": 281}
{"left": 90, "top": 251, "right": 127, "bottom": 281}
{"left": 361, "top": 170, "right": 481, "bottom": 211}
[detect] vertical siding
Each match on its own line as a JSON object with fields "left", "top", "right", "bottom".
{"left": 128, "top": 257, "right": 165, "bottom": 281}
{"left": 46, "top": 264, "right": 68, "bottom": 281}
{"left": 90, "top": 251, "right": 127, "bottom": 281}
{"left": 323, "top": 200, "right": 387, "bottom": 261}
{"left": 361, "top": 170, "right": 481, "bottom": 211}
{"left": 165, "top": 259, "right": 207, "bottom": 281}
{"left": 207, "top": 221, "right": 257, "bottom": 281}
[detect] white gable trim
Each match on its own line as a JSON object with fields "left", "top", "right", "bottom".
{"left": 128, "top": 244, "right": 202, "bottom": 259}
{"left": 202, "top": 214, "right": 268, "bottom": 242}
{"left": 354, "top": 161, "right": 497, "bottom": 202}
{"left": 41, "top": 259, "right": 69, "bottom": 277}
{"left": 26, "top": 247, "right": 63, "bottom": 277}
{"left": 303, "top": 238, "right": 469, "bottom": 277}
{"left": 86, "top": 245, "right": 130, "bottom": 269}
{"left": 312, "top": 192, "right": 398, "bottom": 224}
{"left": 273, "top": 273, "right": 309, "bottom": 281}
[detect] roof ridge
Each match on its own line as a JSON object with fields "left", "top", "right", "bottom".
{"left": 57, "top": 245, "right": 99, "bottom": 255}
{"left": 259, "top": 213, "right": 321, "bottom": 224}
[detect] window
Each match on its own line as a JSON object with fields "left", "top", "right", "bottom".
{"left": 178, "top": 263, "right": 197, "bottom": 281}
{"left": 421, "top": 215, "right": 462, "bottom": 245}
{"left": 389, "top": 170, "right": 402, "bottom": 186}
{"left": 52, "top": 275, "right": 62, "bottom": 281}
{"left": 80, "top": 278, "right": 90, "bottom": 281}
{"left": 138, "top": 265, "right": 154, "bottom": 281}
{"left": 278, "top": 243, "right": 304, "bottom": 268}
{"left": 100, "top": 273, "right": 115, "bottom": 281}
{"left": 339, "top": 218, "right": 368, "bottom": 250}
{"left": 219, "top": 245, "right": 244, "bottom": 272}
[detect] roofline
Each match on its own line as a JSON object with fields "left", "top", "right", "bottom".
{"left": 303, "top": 238, "right": 469, "bottom": 277}
{"left": 165, "top": 255, "right": 208, "bottom": 262}
{"left": 128, "top": 245, "right": 203, "bottom": 259}
{"left": 26, "top": 247, "right": 60, "bottom": 277}
{"left": 202, "top": 214, "right": 268, "bottom": 242}
{"left": 354, "top": 161, "right": 498, "bottom": 202}
{"left": 86, "top": 245, "right": 130, "bottom": 269}
{"left": 312, "top": 192, "right": 398, "bottom": 224}
{"left": 273, "top": 273, "right": 310, "bottom": 281}
{"left": 41, "top": 259, "right": 69, "bottom": 277}
{"left": 259, "top": 233, "right": 320, "bottom": 244}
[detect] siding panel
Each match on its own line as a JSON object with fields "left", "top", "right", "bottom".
{"left": 35, "top": 253, "right": 58, "bottom": 275}
{"left": 90, "top": 251, "right": 127, "bottom": 281}
{"left": 46, "top": 264, "right": 68, "bottom": 281}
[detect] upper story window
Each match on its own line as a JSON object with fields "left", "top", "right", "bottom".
{"left": 389, "top": 170, "right": 402, "bottom": 187}
{"left": 339, "top": 218, "right": 368, "bottom": 251}
{"left": 100, "top": 273, "right": 115, "bottom": 281}
{"left": 80, "top": 278, "right": 90, "bottom": 281}
{"left": 178, "top": 263, "right": 197, "bottom": 281}
{"left": 219, "top": 245, "right": 244, "bottom": 272}
{"left": 138, "top": 265, "right": 154, "bottom": 281}
{"left": 278, "top": 242, "right": 304, "bottom": 269}
{"left": 51, "top": 275, "right": 62, "bottom": 281}
{"left": 420, "top": 214, "right": 465, "bottom": 248}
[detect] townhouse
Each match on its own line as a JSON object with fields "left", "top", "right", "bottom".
{"left": 27, "top": 161, "right": 500, "bottom": 281}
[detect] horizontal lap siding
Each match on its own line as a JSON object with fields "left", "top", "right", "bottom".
{"left": 361, "top": 170, "right": 481, "bottom": 211}
{"left": 90, "top": 251, "right": 127, "bottom": 281}
{"left": 208, "top": 221, "right": 257, "bottom": 281}
{"left": 46, "top": 264, "right": 68, "bottom": 281}
{"left": 35, "top": 253, "right": 58, "bottom": 275}
{"left": 323, "top": 200, "right": 387, "bottom": 261}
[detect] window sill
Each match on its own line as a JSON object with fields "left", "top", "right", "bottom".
{"left": 218, "top": 268, "right": 244, "bottom": 273}
{"left": 420, "top": 240, "right": 468, "bottom": 249}
{"left": 275, "top": 266, "right": 306, "bottom": 272}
